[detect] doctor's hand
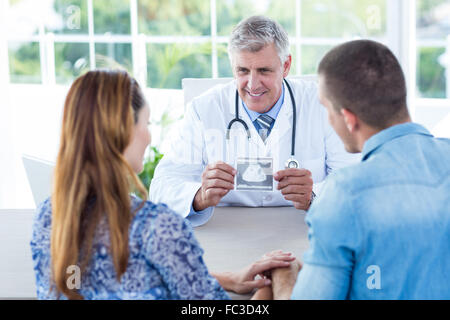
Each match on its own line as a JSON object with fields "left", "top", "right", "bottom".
{"left": 274, "top": 169, "right": 313, "bottom": 211}
{"left": 193, "top": 161, "right": 236, "bottom": 212}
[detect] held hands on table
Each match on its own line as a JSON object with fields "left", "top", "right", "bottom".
{"left": 193, "top": 161, "right": 314, "bottom": 212}
{"left": 251, "top": 250, "right": 303, "bottom": 300}
{"left": 212, "top": 250, "right": 302, "bottom": 298}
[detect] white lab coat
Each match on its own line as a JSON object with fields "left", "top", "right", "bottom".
{"left": 150, "top": 79, "right": 359, "bottom": 226}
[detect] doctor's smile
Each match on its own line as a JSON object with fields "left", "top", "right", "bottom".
{"left": 246, "top": 90, "right": 267, "bottom": 98}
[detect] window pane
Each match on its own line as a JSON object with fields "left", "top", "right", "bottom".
{"left": 301, "top": 45, "right": 333, "bottom": 75}
{"left": 417, "top": 47, "right": 446, "bottom": 99}
{"left": 218, "top": 43, "right": 232, "bottom": 78}
{"left": 95, "top": 43, "right": 133, "bottom": 73}
{"left": 290, "top": 45, "right": 298, "bottom": 76}
{"left": 416, "top": 0, "right": 448, "bottom": 99}
{"left": 45, "top": 0, "right": 89, "bottom": 34}
{"left": 94, "top": 0, "right": 131, "bottom": 35}
{"left": 55, "top": 43, "right": 90, "bottom": 85}
{"left": 138, "top": 0, "right": 210, "bottom": 36}
{"left": 217, "top": 0, "right": 296, "bottom": 37}
{"left": 417, "top": 0, "right": 450, "bottom": 39}
{"left": 147, "top": 43, "right": 212, "bottom": 89}
{"left": 8, "top": 42, "right": 41, "bottom": 84}
{"left": 301, "top": 0, "right": 386, "bottom": 38}
{"left": 8, "top": 0, "right": 46, "bottom": 36}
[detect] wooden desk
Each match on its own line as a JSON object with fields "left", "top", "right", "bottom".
{"left": 194, "top": 207, "right": 309, "bottom": 299}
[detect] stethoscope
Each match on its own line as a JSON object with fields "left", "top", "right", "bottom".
{"left": 226, "top": 78, "right": 300, "bottom": 169}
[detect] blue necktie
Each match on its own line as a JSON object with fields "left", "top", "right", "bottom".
{"left": 255, "top": 115, "right": 274, "bottom": 142}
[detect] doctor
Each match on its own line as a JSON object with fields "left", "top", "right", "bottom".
{"left": 150, "top": 16, "right": 358, "bottom": 226}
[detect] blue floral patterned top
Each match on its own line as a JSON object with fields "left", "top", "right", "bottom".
{"left": 30, "top": 197, "right": 230, "bottom": 300}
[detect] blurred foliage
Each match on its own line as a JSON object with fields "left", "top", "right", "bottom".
{"left": 147, "top": 42, "right": 213, "bottom": 88}
{"left": 217, "top": 43, "right": 233, "bottom": 77}
{"left": 95, "top": 43, "right": 133, "bottom": 72}
{"left": 417, "top": 0, "right": 448, "bottom": 24}
{"left": 7, "top": 0, "right": 449, "bottom": 98}
{"left": 301, "top": 45, "right": 333, "bottom": 75}
{"left": 93, "top": 0, "right": 131, "bottom": 35}
{"left": 216, "top": 0, "right": 296, "bottom": 36}
{"left": 416, "top": 0, "right": 449, "bottom": 39}
{"left": 8, "top": 42, "right": 41, "bottom": 83}
{"left": 301, "top": 0, "right": 386, "bottom": 37}
{"left": 138, "top": 0, "right": 210, "bottom": 36}
{"left": 138, "top": 146, "right": 164, "bottom": 192}
{"left": 54, "top": 42, "right": 90, "bottom": 84}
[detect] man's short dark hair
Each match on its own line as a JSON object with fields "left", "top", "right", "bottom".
{"left": 318, "top": 40, "right": 409, "bottom": 129}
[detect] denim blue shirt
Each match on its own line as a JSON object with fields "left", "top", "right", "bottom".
{"left": 30, "top": 197, "right": 230, "bottom": 300}
{"left": 292, "top": 123, "right": 450, "bottom": 300}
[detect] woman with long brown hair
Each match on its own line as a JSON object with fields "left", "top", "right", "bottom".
{"left": 30, "top": 70, "right": 295, "bottom": 300}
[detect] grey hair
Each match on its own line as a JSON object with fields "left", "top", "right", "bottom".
{"left": 228, "top": 16, "right": 290, "bottom": 65}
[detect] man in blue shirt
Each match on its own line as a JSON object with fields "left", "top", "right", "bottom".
{"left": 269, "top": 40, "right": 450, "bottom": 300}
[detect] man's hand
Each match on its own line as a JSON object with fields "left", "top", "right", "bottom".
{"left": 213, "top": 251, "right": 296, "bottom": 295}
{"left": 274, "top": 169, "right": 313, "bottom": 210}
{"left": 259, "top": 250, "right": 294, "bottom": 279}
{"left": 193, "top": 161, "right": 236, "bottom": 212}
{"left": 271, "top": 259, "right": 303, "bottom": 300}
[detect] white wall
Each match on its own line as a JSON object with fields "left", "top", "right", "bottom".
{"left": 0, "top": 84, "right": 183, "bottom": 209}
{"left": 0, "top": 0, "right": 17, "bottom": 209}
{"left": 1, "top": 85, "right": 68, "bottom": 209}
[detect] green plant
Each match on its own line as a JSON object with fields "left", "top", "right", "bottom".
{"left": 138, "top": 146, "right": 164, "bottom": 192}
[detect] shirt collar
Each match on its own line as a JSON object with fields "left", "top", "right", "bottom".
{"left": 242, "top": 84, "right": 285, "bottom": 122}
{"left": 362, "top": 122, "right": 433, "bottom": 161}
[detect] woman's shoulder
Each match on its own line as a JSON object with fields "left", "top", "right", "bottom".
{"left": 131, "top": 196, "right": 180, "bottom": 219}
{"left": 30, "top": 197, "right": 53, "bottom": 251}
{"left": 130, "top": 196, "right": 191, "bottom": 235}
{"left": 33, "top": 197, "right": 53, "bottom": 228}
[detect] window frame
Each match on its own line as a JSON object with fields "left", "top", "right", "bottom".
{"left": 2, "top": 0, "right": 449, "bottom": 114}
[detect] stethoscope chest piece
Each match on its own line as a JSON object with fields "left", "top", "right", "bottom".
{"left": 285, "top": 157, "right": 300, "bottom": 169}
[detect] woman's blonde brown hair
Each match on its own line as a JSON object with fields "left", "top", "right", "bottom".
{"left": 51, "top": 70, "right": 147, "bottom": 299}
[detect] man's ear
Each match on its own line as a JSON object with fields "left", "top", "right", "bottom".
{"left": 341, "top": 108, "right": 358, "bottom": 133}
{"left": 283, "top": 55, "right": 292, "bottom": 78}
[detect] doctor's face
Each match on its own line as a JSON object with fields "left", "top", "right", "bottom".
{"left": 232, "top": 43, "right": 291, "bottom": 113}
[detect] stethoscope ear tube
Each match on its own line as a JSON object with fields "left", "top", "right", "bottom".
{"left": 283, "top": 78, "right": 296, "bottom": 158}
{"left": 226, "top": 120, "right": 251, "bottom": 140}
{"left": 227, "top": 79, "right": 299, "bottom": 163}
{"left": 227, "top": 90, "right": 251, "bottom": 140}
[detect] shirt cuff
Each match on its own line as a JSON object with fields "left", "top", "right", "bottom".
{"left": 187, "top": 205, "right": 214, "bottom": 227}
{"left": 188, "top": 203, "right": 210, "bottom": 217}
